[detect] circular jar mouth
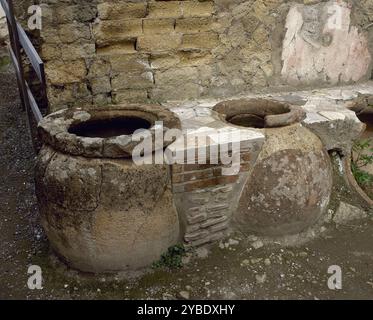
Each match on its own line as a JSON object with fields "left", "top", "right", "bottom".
{"left": 38, "top": 105, "right": 181, "bottom": 159}
{"left": 213, "top": 98, "right": 306, "bottom": 129}
{"left": 68, "top": 116, "right": 152, "bottom": 138}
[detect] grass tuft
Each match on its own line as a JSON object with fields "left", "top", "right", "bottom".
{"left": 152, "top": 244, "right": 186, "bottom": 269}
{"left": 352, "top": 138, "right": 373, "bottom": 188}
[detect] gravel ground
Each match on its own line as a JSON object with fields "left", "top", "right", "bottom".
{"left": 1, "top": 61, "right": 373, "bottom": 300}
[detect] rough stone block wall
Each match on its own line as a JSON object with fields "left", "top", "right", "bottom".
{"left": 0, "top": 5, "right": 7, "bottom": 45}
{"left": 12, "top": 0, "right": 373, "bottom": 111}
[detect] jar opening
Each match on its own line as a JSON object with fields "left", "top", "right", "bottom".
{"left": 227, "top": 113, "right": 266, "bottom": 128}
{"left": 213, "top": 99, "right": 305, "bottom": 129}
{"left": 69, "top": 116, "right": 152, "bottom": 138}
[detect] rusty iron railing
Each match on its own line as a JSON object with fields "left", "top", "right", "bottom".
{"left": 1, "top": 0, "right": 47, "bottom": 125}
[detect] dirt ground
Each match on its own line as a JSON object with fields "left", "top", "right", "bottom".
{"left": 1, "top": 62, "right": 373, "bottom": 300}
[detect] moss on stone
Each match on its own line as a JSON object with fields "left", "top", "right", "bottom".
{"left": 0, "top": 55, "right": 10, "bottom": 71}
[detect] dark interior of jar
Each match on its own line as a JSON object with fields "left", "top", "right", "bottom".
{"left": 224, "top": 104, "right": 290, "bottom": 128}
{"left": 69, "top": 116, "right": 152, "bottom": 138}
{"left": 227, "top": 113, "right": 266, "bottom": 128}
{"left": 357, "top": 113, "right": 373, "bottom": 137}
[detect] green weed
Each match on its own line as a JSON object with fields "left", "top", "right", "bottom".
{"left": 152, "top": 244, "right": 186, "bottom": 269}
{"left": 352, "top": 139, "right": 373, "bottom": 187}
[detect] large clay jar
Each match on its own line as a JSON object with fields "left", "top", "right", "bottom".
{"left": 35, "top": 105, "right": 181, "bottom": 273}
{"left": 214, "top": 99, "right": 333, "bottom": 236}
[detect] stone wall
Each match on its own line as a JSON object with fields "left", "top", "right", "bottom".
{"left": 0, "top": 5, "right": 7, "bottom": 46}
{"left": 14, "top": 0, "right": 373, "bottom": 111}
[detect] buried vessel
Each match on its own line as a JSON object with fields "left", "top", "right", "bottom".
{"left": 35, "top": 105, "right": 181, "bottom": 273}
{"left": 213, "top": 98, "right": 334, "bottom": 236}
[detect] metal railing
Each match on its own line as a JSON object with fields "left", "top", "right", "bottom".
{"left": 1, "top": 0, "right": 47, "bottom": 125}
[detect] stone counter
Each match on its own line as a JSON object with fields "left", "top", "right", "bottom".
{"left": 163, "top": 82, "right": 373, "bottom": 246}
